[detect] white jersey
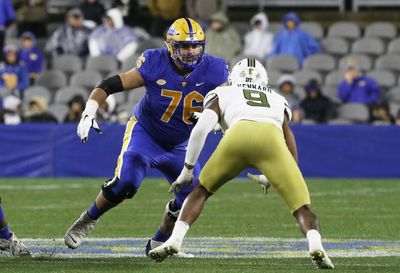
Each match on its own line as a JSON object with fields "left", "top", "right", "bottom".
{"left": 204, "top": 83, "right": 292, "bottom": 132}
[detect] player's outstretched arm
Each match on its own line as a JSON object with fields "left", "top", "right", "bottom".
{"left": 170, "top": 99, "right": 221, "bottom": 192}
{"left": 77, "top": 69, "right": 145, "bottom": 143}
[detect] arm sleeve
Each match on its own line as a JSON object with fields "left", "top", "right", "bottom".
{"left": 18, "top": 66, "right": 29, "bottom": 92}
{"left": 367, "top": 78, "right": 380, "bottom": 104}
{"left": 185, "top": 109, "right": 219, "bottom": 165}
{"left": 136, "top": 51, "right": 151, "bottom": 80}
{"left": 216, "top": 61, "right": 229, "bottom": 86}
{"left": 305, "top": 32, "right": 320, "bottom": 55}
{"left": 283, "top": 99, "right": 293, "bottom": 121}
{"left": 337, "top": 80, "right": 352, "bottom": 102}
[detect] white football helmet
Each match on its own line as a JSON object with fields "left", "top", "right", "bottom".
{"left": 229, "top": 58, "right": 269, "bottom": 87}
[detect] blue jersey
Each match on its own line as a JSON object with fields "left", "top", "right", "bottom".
{"left": 134, "top": 48, "right": 228, "bottom": 148}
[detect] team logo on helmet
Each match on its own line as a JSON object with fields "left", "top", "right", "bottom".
{"left": 166, "top": 18, "right": 206, "bottom": 70}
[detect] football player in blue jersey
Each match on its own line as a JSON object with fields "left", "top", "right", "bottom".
{"left": 0, "top": 198, "right": 31, "bottom": 256}
{"left": 64, "top": 18, "right": 228, "bottom": 257}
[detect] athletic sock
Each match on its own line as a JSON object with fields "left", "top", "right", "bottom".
{"left": 168, "top": 220, "right": 189, "bottom": 247}
{"left": 306, "top": 229, "right": 324, "bottom": 252}
{"left": 152, "top": 228, "right": 170, "bottom": 243}
{"left": 0, "top": 225, "right": 12, "bottom": 240}
{"left": 86, "top": 202, "right": 105, "bottom": 221}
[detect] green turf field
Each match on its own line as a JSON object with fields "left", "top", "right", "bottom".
{"left": 0, "top": 178, "right": 399, "bottom": 272}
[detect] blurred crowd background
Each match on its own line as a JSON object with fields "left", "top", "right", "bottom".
{"left": 1, "top": 0, "right": 400, "bottom": 126}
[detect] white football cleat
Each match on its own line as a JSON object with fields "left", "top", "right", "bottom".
{"left": 64, "top": 212, "right": 97, "bottom": 249}
{"left": 146, "top": 239, "right": 193, "bottom": 259}
{"left": 0, "top": 233, "right": 31, "bottom": 256}
{"left": 310, "top": 249, "right": 334, "bottom": 269}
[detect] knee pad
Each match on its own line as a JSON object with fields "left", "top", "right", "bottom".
{"left": 165, "top": 199, "right": 180, "bottom": 220}
{"left": 101, "top": 177, "right": 137, "bottom": 204}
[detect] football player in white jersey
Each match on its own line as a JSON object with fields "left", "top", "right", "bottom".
{"left": 149, "top": 58, "right": 334, "bottom": 269}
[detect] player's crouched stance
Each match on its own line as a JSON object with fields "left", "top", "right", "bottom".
{"left": 0, "top": 199, "right": 31, "bottom": 256}
{"left": 149, "top": 59, "right": 334, "bottom": 269}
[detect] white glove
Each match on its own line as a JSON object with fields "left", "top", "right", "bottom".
{"left": 77, "top": 112, "right": 102, "bottom": 143}
{"left": 247, "top": 173, "right": 271, "bottom": 195}
{"left": 169, "top": 166, "right": 194, "bottom": 193}
{"left": 213, "top": 123, "right": 222, "bottom": 133}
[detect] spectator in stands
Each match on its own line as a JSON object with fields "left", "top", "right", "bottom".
{"left": 45, "top": 8, "right": 91, "bottom": 57}
{"left": 18, "top": 32, "right": 44, "bottom": 84}
{"left": 0, "top": 45, "right": 29, "bottom": 98}
{"left": 24, "top": 95, "right": 57, "bottom": 123}
{"left": 186, "top": 0, "right": 226, "bottom": 28}
{"left": 147, "top": 0, "right": 184, "bottom": 37}
{"left": 300, "top": 79, "right": 335, "bottom": 123}
{"left": 0, "top": 0, "right": 16, "bottom": 61}
{"left": 243, "top": 12, "right": 273, "bottom": 60}
{"left": 277, "top": 74, "right": 301, "bottom": 123}
{"left": 64, "top": 95, "right": 85, "bottom": 123}
{"left": 337, "top": 60, "right": 380, "bottom": 105}
{"left": 370, "top": 102, "right": 394, "bottom": 125}
{"left": 89, "top": 8, "right": 139, "bottom": 63}
{"left": 97, "top": 95, "right": 118, "bottom": 123}
{"left": 1, "top": 95, "right": 22, "bottom": 125}
{"left": 16, "top": 0, "right": 48, "bottom": 38}
{"left": 269, "top": 12, "right": 320, "bottom": 65}
{"left": 80, "top": 0, "right": 105, "bottom": 28}
{"left": 205, "top": 11, "right": 241, "bottom": 62}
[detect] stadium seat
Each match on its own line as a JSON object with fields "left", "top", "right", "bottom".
{"left": 302, "top": 22, "right": 324, "bottom": 40}
{"left": 35, "top": 70, "right": 68, "bottom": 91}
{"left": 375, "top": 54, "right": 400, "bottom": 73}
{"left": 293, "top": 70, "right": 323, "bottom": 86}
{"left": 24, "top": 86, "right": 52, "bottom": 104}
{"left": 320, "top": 38, "right": 349, "bottom": 56}
{"left": 351, "top": 38, "right": 385, "bottom": 56}
{"left": 385, "top": 86, "right": 400, "bottom": 103}
{"left": 46, "top": 22, "right": 62, "bottom": 35}
{"left": 325, "top": 70, "right": 344, "bottom": 86}
{"left": 266, "top": 55, "right": 299, "bottom": 73}
{"left": 327, "top": 118, "right": 353, "bottom": 125}
{"left": 366, "top": 70, "right": 396, "bottom": 90}
{"left": 266, "top": 70, "right": 282, "bottom": 86}
{"left": 127, "top": 86, "right": 146, "bottom": 104}
{"left": 387, "top": 38, "right": 400, "bottom": 54}
{"left": 86, "top": 56, "right": 119, "bottom": 75}
{"left": 303, "top": 54, "right": 336, "bottom": 73}
{"left": 121, "top": 53, "right": 141, "bottom": 72}
{"left": 231, "top": 21, "right": 251, "bottom": 37}
{"left": 321, "top": 85, "right": 341, "bottom": 103}
{"left": 48, "top": 103, "right": 69, "bottom": 123}
{"left": 294, "top": 85, "right": 306, "bottom": 100}
{"left": 327, "top": 22, "right": 361, "bottom": 40}
{"left": 54, "top": 86, "right": 88, "bottom": 103}
{"left": 136, "top": 37, "right": 165, "bottom": 53}
{"left": 109, "top": 93, "right": 126, "bottom": 105}
{"left": 117, "top": 102, "right": 135, "bottom": 116}
{"left": 337, "top": 103, "right": 369, "bottom": 123}
{"left": 70, "top": 70, "right": 103, "bottom": 90}
{"left": 338, "top": 54, "right": 373, "bottom": 72}
{"left": 52, "top": 55, "right": 83, "bottom": 75}
{"left": 301, "top": 119, "right": 317, "bottom": 125}
{"left": 268, "top": 22, "right": 282, "bottom": 33}
{"left": 364, "top": 22, "right": 397, "bottom": 40}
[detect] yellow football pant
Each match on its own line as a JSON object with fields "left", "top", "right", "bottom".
{"left": 199, "top": 120, "right": 311, "bottom": 213}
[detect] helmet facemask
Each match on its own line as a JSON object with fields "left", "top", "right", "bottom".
{"left": 168, "top": 39, "right": 205, "bottom": 70}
